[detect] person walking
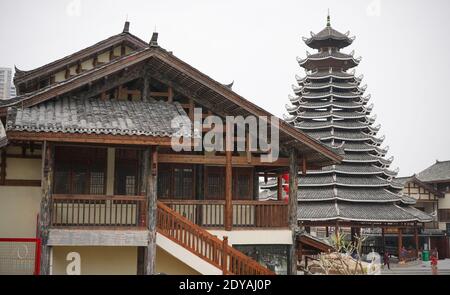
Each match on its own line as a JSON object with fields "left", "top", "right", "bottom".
{"left": 431, "top": 254, "right": 438, "bottom": 275}
{"left": 383, "top": 251, "right": 390, "bottom": 270}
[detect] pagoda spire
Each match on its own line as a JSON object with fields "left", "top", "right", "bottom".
{"left": 327, "top": 9, "right": 331, "bottom": 27}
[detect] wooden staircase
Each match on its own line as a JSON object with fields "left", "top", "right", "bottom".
{"left": 156, "top": 201, "right": 274, "bottom": 275}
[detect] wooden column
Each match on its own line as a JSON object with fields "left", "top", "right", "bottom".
{"left": 225, "top": 150, "right": 233, "bottom": 231}
{"left": 325, "top": 226, "right": 329, "bottom": 238}
{"left": 145, "top": 147, "right": 158, "bottom": 275}
{"left": 398, "top": 228, "right": 403, "bottom": 261}
{"left": 252, "top": 170, "right": 259, "bottom": 200}
{"left": 288, "top": 149, "right": 298, "bottom": 275}
{"left": 381, "top": 227, "right": 386, "bottom": 253}
{"left": 414, "top": 223, "right": 419, "bottom": 255}
{"left": 335, "top": 222, "right": 340, "bottom": 240}
{"left": 39, "top": 141, "right": 53, "bottom": 275}
{"left": 277, "top": 175, "right": 283, "bottom": 201}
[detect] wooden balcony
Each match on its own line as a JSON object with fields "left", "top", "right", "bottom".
{"left": 50, "top": 194, "right": 147, "bottom": 228}
{"left": 50, "top": 194, "right": 288, "bottom": 230}
{"left": 162, "top": 199, "right": 289, "bottom": 229}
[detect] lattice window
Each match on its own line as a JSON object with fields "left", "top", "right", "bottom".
{"left": 158, "top": 164, "right": 195, "bottom": 199}
{"left": 54, "top": 146, "right": 106, "bottom": 194}
{"left": 115, "top": 149, "right": 139, "bottom": 195}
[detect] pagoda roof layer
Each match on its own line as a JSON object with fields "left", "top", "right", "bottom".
{"left": 297, "top": 202, "right": 432, "bottom": 223}
{"left": 297, "top": 187, "right": 402, "bottom": 202}
{"left": 298, "top": 52, "right": 360, "bottom": 70}
{"left": 304, "top": 26, "right": 354, "bottom": 49}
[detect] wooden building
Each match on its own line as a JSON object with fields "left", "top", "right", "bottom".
{"left": 395, "top": 160, "right": 450, "bottom": 259}
{"left": 0, "top": 22, "right": 342, "bottom": 275}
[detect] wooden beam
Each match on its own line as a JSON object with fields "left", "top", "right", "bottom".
{"left": 158, "top": 153, "right": 298, "bottom": 167}
{"left": 7, "top": 131, "right": 175, "bottom": 146}
{"left": 288, "top": 148, "right": 298, "bottom": 275}
{"left": 39, "top": 141, "right": 53, "bottom": 275}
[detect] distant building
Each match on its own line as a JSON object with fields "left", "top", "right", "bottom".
{"left": 397, "top": 160, "right": 450, "bottom": 258}
{"left": 0, "top": 67, "right": 15, "bottom": 99}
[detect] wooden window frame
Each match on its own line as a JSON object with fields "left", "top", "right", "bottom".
{"left": 158, "top": 164, "right": 196, "bottom": 200}
{"left": 53, "top": 146, "right": 107, "bottom": 195}
{"left": 114, "top": 148, "right": 141, "bottom": 196}
{"left": 204, "top": 166, "right": 253, "bottom": 200}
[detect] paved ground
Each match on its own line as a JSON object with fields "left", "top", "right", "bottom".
{"left": 381, "top": 259, "right": 450, "bottom": 275}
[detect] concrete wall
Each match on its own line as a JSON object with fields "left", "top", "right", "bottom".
{"left": 52, "top": 246, "right": 138, "bottom": 275}
{"left": 156, "top": 247, "right": 200, "bottom": 275}
{"left": 0, "top": 186, "right": 41, "bottom": 237}
{"left": 0, "top": 146, "right": 42, "bottom": 238}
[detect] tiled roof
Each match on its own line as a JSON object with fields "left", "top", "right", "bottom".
{"left": 416, "top": 160, "right": 450, "bottom": 182}
{"left": 297, "top": 202, "right": 432, "bottom": 222}
{"left": 298, "top": 175, "right": 391, "bottom": 187}
{"left": 297, "top": 187, "right": 401, "bottom": 202}
{"left": 6, "top": 97, "right": 192, "bottom": 138}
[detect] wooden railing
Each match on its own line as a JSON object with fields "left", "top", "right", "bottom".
{"left": 162, "top": 199, "right": 288, "bottom": 228}
{"left": 157, "top": 201, "right": 274, "bottom": 275}
{"left": 51, "top": 194, "right": 147, "bottom": 228}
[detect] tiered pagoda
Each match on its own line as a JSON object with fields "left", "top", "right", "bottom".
{"left": 262, "top": 16, "right": 431, "bottom": 255}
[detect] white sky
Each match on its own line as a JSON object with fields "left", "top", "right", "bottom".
{"left": 0, "top": 0, "right": 449, "bottom": 176}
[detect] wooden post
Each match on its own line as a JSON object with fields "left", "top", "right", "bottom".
{"left": 137, "top": 148, "right": 149, "bottom": 275}
{"left": 142, "top": 75, "right": 149, "bottom": 100}
{"left": 39, "top": 141, "right": 53, "bottom": 275}
{"left": 381, "top": 227, "right": 386, "bottom": 253}
{"left": 288, "top": 149, "right": 298, "bottom": 275}
{"left": 253, "top": 170, "right": 259, "bottom": 200}
{"left": 225, "top": 150, "right": 232, "bottom": 231}
{"left": 145, "top": 147, "right": 158, "bottom": 275}
{"left": 167, "top": 87, "right": 174, "bottom": 103}
{"left": 414, "top": 223, "right": 419, "bottom": 256}
{"left": 398, "top": 228, "right": 403, "bottom": 262}
{"left": 325, "top": 226, "right": 329, "bottom": 238}
{"left": 0, "top": 149, "right": 6, "bottom": 185}
{"left": 221, "top": 236, "right": 229, "bottom": 274}
{"left": 277, "top": 175, "right": 283, "bottom": 201}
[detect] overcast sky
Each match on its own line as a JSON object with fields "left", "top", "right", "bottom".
{"left": 0, "top": 0, "right": 449, "bottom": 176}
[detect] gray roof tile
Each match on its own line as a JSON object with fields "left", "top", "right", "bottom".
{"left": 417, "top": 160, "right": 450, "bottom": 182}
{"left": 6, "top": 97, "right": 192, "bottom": 138}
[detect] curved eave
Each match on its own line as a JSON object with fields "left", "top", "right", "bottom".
{"left": 298, "top": 56, "right": 360, "bottom": 70}
{"left": 300, "top": 92, "right": 362, "bottom": 99}
{"left": 302, "top": 83, "right": 359, "bottom": 90}
{"left": 298, "top": 102, "right": 363, "bottom": 110}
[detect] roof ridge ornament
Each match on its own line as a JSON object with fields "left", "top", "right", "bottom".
{"left": 149, "top": 31, "right": 159, "bottom": 47}
{"left": 310, "top": 31, "right": 315, "bottom": 37}
{"left": 123, "top": 20, "right": 130, "bottom": 33}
